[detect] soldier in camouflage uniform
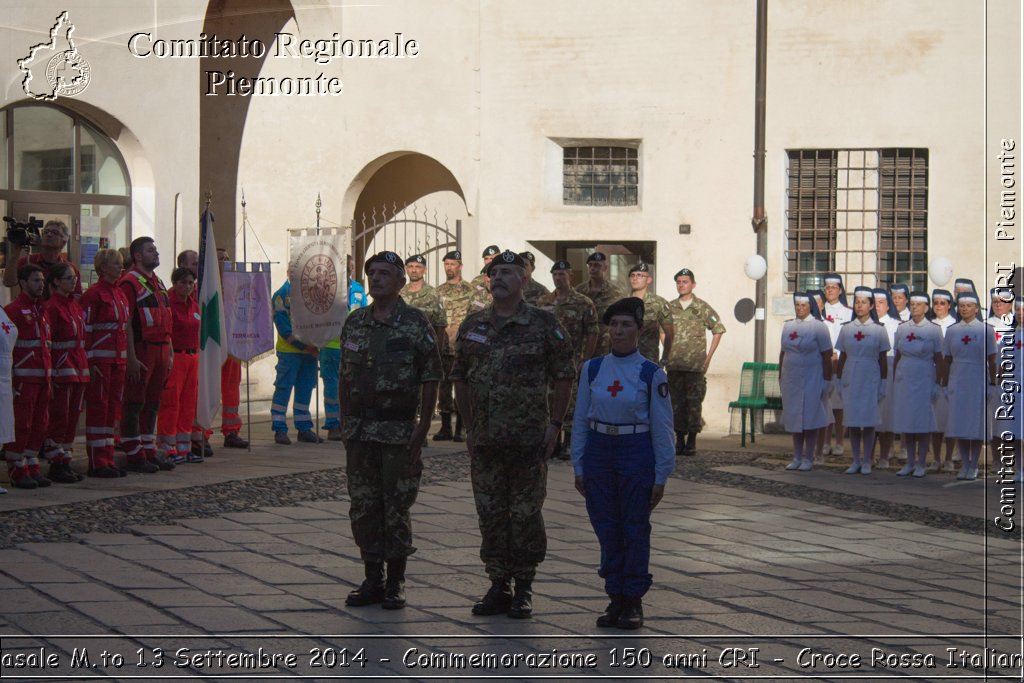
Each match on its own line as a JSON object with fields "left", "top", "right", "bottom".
{"left": 468, "top": 244, "right": 500, "bottom": 300}
{"left": 401, "top": 254, "right": 448, "bottom": 348}
{"left": 468, "top": 265, "right": 492, "bottom": 314}
{"left": 519, "top": 251, "right": 551, "bottom": 305}
{"left": 575, "top": 252, "right": 625, "bottom": 358}
{"left": 665, "top": 268, "right": 725, "bottom": 456}
{"left": 434, "top": 250, "right": 474, "bottom": 441}
{"left": 628, "top": 263, "right": 674, "bottom": 364}
{"left": 452, "top": 250, "right": 574, "bottom": 619}
{"left": 538, "top": 260, "right": 598, "bottom": 458}
{"left": 341, "top": 251, "right": 442, "bottom": 611}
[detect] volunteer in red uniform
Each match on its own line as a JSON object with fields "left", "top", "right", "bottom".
{"left": 42, "top": 263, "right": 88, "bottom": 483}
{"left": 119, "top": 236, "right": 175, "bottom": 473}
{"left": 158, "top": 268, "right": 202, "bottom": 464}
{"left": 3, "top": 220, "right": 82, "bottom": 298}
{"left": 218, "top": 248, "right": 248, "bottom": 449}
{"left": 3, "top": 264, "right": 52, "bottom": 489}
{"left": 80, "top": 249, "right": 130, "bottom": 478}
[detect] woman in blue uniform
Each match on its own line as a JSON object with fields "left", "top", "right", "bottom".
{"left": 892, "top": 291, "right": 943, "bottom": 477}
{"left": 928, "top": 289, "right": 958, "bottom": 471}
{"left": 871, "top": 288, "right": 900, "bottom": 469}
{"left": 572, "top": 297, "right": 675, "bottom": 631}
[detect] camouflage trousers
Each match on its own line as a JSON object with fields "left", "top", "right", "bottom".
{"left": 667, "top": 370, "right": 707, "bottom": 434}
{"left": 346, "top": 440, "right": 422, "bottom": 562}
{"left": 548, "top": 373, "right": 579, "bottom": 444}
{"left": 471, "top": 442, "right": 548, "bottom": 581}
{"left": 438, "top": 353, "right": 456, "bottom": 414}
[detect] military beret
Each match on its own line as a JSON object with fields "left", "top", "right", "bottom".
{"left": 443, "top": 250, "right": 462, "bottom": 261}
{"left": 586, "top": 252, "right": 608, "bottom": 264}
{"left": 518, "top": 251, "right": 536, "bottom": 266}
{"left": 405, "top": 254, "right": 427, "bottom": 266}
{"left": 674, "top": 267, "right": 695, "bottom": 280}
{"left": 482, "top": 245, "right": 501, "bottom": 258}
{"left": 602, "top": 296, "right": 645, "bottom": 326}
{"left": 629, "top": 262, "right": 651, "bottom": 275}
{"left": 550, "top": 260, "right": 572, "bottom": 273}
{"left": 365, "top": 251, "right": 405, "bottom": 272}
{"left": 485, "top": 249, "right": 527, "bottom": 276}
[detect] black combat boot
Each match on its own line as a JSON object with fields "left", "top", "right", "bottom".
{"left": 596, "top": 594, "right": 624, "bottom": 627}
{"left": 507, "top": 579, "right": 533, "bottom": 619}
{"left": 382, "top": 558, "right": 407, "bottom": 610}
{"left": 452, "top": 413, "right": 465, "bottom": 442}
{"left": 48, "top": 461, "right": 79, "bottom": 484}
{"left": 432, "top": 413, "right": 453, "bottom": 441}
{"left": 472, "top": 577, "right": 512, "bottom": 615}
{"left": 617, "top": 596, "right": 644, "bottom": 629}
{"left": 683, "top": 432, "right": 697, "bottom": 456}
{"left": 675, "top": 431, "right": 686, "bottom": 455}
{"left": 345, "top": 561, "right": 386, "bottom": 606}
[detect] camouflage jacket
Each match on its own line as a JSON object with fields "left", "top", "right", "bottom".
{"left": 637, "top": 290, "right": 671, "bottom": 363}
{"left": 451, "top": 300, "right": 575, "bottom": 446}
{"left": 401, "top": 283, "right": 448, "bottom": 330}
{"left": 523, "top": 279, "right": 551, "bottom": 306}
{"left": 468, "top": 275, "right": 493, "bottom": 315}
{"left": 437, "top": 279, "right": 475, "bottom": 352}
{"left": 666, "top": 295, "right": 726, "bottom": 372}
{"left": 574, "top": 279, "right": 625, "bottom": 357}
{"left": 340, "top": 299, "right": 443, "bottom": 444}
{"left": 537, "top": 288, "right": 598, "bottom": 366}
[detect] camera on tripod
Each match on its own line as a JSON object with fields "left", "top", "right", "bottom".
{"left": 2, "top": 216, "right": 43, "bottom": 248}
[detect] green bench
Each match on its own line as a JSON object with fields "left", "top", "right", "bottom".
{"left": 728, "top": 362, "right": 783, "bottom": 447}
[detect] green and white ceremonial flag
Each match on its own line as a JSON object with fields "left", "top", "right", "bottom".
{"left": 197, "top": 208, "right": 227, "bottom": 429}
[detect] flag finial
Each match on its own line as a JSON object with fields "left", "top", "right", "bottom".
{"left": 205, "top": 187, "right": 212, "bottom": 210}
{"left": 241, "top": 187, "right": 246, "bottom": 210}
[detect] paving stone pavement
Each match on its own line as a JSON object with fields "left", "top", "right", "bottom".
{"left": 0, "top": 425, "right": 1021, "bottom": 681}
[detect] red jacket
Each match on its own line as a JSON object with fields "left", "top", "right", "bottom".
{"left": 170, "top": 294, "right": 200, "bottom": 351}
{"left": 80, "top": 279, "right": 130, "bottom": 365}
{"left": 118, "top": 267, "right": 172, "bottom": 343}
{"left": 4, "top": 292, "right": 51, "bottom": 383}
{"left": 44, "top": 293, "right": 89, "bottom": 383}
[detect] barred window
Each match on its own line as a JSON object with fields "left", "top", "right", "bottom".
{"left": 785, "top": 148, "right": 928, "bottom": 292}
{"left": 563, "top": 146, "right": 638, "bottom": 207}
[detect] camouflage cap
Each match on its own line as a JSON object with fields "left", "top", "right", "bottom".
{"left": 365, "top": 251, "right": 405, "bottom": 273}
{"left": 550, "top": 260, "right": 572, "bottom": 273}
{"left": 485, "top": 249, "right": 527, "bottom": 276}
{"left": 443, "top": 250, "right": 462, "bottom": 261}
{"left": 602, "top": 296, "right": 645, "bottom": 326}
{"left": 405, "top": 254, "right": 427, "bottom": 266}
{"left": 482, "top": 245, "right": 501, "bottom": 258}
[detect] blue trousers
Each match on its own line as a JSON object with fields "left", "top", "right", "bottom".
{"left": 319, "top": 347, "right": 341, "bottom": 429}
{"left": 583, "top": 431, "right": 655, "bottom": 598}
{"left": 271, "top": 351, "right": 318, "bottom": 433}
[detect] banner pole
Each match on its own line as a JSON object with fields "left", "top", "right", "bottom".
{"left": 314, "top": 195, "right": 321, "bottom": 438}
{"left": 241, "top": 191, "right": 252, "bottom": 451}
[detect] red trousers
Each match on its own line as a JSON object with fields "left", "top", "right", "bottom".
{"left": 122, "top": 341, "right": 170, "bottom": 461}
{"left": 6, "top": 380, "right": 50, "bottom": 474}
{"left": 158, "top": 351, "right": 198, "bottom": 456}
{"left": 85, "top": 363, "right": 126, "bottom": 471}
{"left": 46, "top": 382, "right": 86, "bottom": 462}
{"left": 221, "top": 356, "right": 242, "bottom": 435}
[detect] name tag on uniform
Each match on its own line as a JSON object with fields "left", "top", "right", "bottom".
{"left": 343, "top": 340, "right": 361, "bottom": 352}
{"left": 465, "top": 332, "right": 489, "bottom": 344}
{"left": 385, "top": 338, "right": 411, "bottom": 352}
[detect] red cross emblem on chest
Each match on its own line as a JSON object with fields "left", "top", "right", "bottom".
{"left": 789, "top": 331, "right": 799, "bottom": 340}
{"left": 906, "top": 332, "right": 917, "bottom": 342}
{"left": 854, "top": 331, "right": 865, "bottom": 341}
{"left": 996, "top": 332, "right": 1003, "bottom": 342}
{"left": 961, "top": 335, "right": 972, "bottom": 345}
{"left": 826, "top": 315, "right": 834, "bottom": 322}
{"left": 0, "top": 322, "right": 8, "bottom": 334}
{"left": 607, "top": 380, "right": 624, "bottom": 397}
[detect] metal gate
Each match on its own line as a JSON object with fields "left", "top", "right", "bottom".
{"left": 351, "top": 203, "right": 462, "bottom": 287}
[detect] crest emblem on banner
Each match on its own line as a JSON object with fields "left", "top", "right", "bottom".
{"left": 300, "top": 254, "right": 338, "bottom": 315}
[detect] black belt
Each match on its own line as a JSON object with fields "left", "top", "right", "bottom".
{"left": 176, "top": 349, "right": 197, "bottom": 355}
{"left": 349, "top": 408, "right": 417, "bottom": 421}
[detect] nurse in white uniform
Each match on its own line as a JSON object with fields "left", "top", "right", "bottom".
{"left": 872, "top": 288, "right": 901, "bottom": 468}
{"left": 835, "top": 287, "right": 889, "bottom": 474}
{"left": 928, "top": 289, "right": 958, "bottom": 471}
{"left": 780, "top": 292, "right": 833, "bottom": 471}
{"left": 942, "top": 292, "right": 997, "bottom": 480}
{"left": 821, "top": 273, "right": 852, "bottom": 456}
{"left": 892, "top": 292, "right": 943, "bottom": 477}
{"left": 0, "top": 303, "right": 17, "bottom": 494}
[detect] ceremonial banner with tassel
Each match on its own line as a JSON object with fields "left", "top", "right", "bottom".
{"left": 287, "top": 227, "right": 347, "bottom": 348}
{"left": 197, "top": 207, "right": 227, "bottom": 429}
{"left": 222, "top": 262, "right": 274, "bottom": 363}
